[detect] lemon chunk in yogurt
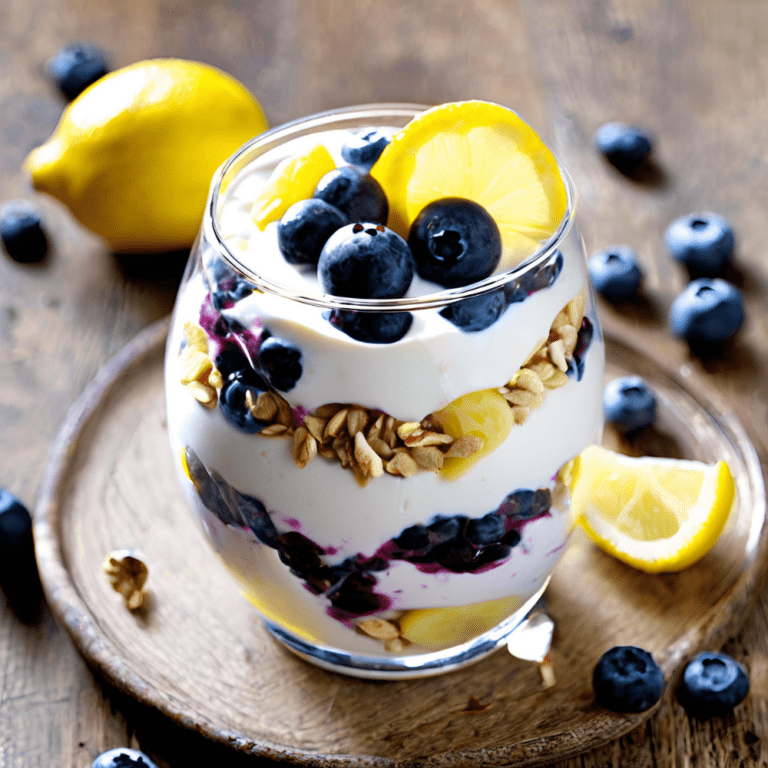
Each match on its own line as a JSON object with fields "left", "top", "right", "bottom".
{"left": 399, "top": 596, "right": 520, "bottom": 649}
{"left": 251, "top": 142, "right": 336, "bottom": 229}
{"left": 433, "top": 389, "right": 514, "bottom": 480}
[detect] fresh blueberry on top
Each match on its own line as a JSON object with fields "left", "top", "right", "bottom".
{"left": 318, "top": 223, "right": 414, "bottom": 298}
{"left": 257, "top": 335, "right": 303, "bottom": 391}
{"left": 314, "top": 166, "right": 388, "bottom": 224}
{"left": 589, "top": 246, "right": 643, "bottom": 301}
{"left": 327, "top": 309, "right": 413, "bottom": 344}
{"left": 277, "top": 198, "right": 347, "bottom": 265}
{"left": 669, "top": 278, "right": 744, "bottom": 345}
{"left": 408, "top": 198, "right": 502, "bottom": 288}
{"left": 91, "top": 747, "right": 158, "bottom": 768}
{"left": 439, "top": 288, "right": 507, "bottom": 332}
{"left": 677, "top": 651, "right": 749, "bottom": 718}
{"left": 593, "top": 646, "right": 665, "bottom": 712}
{"left": 48, "top": 43, "right": 110, "bottom": 100}
{"left": 0, "top": 201, "right": 49, "bottom": 263}
{"left": 219, "top": 368, "right": 270, "bottom": 434}
{"left": 594, "top": 122, "right": 653, "bottom": 174}
{"left": 664, "top": 213, "right": 734, "bottom": 277}
{"left": 341, "top": 127, "right": 396, "bottom": 171}
{"left": 603, "top": 376, "right": 657, "bottom": 433}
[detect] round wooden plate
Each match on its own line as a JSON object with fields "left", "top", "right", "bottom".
{"left": 34, "top": 316, "right": 767, "bottom": 768}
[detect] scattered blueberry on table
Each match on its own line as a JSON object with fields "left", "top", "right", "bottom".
{"left": 603, "top": 376, "right": 657, "bottom": 433}
{"left": 664, "top": 213, "right": 734, "bottom": 277}
{"left": 408, "top": 198, "right": 501, "bottom": 288}
{"left": 0, "top": 201, "right": 49, "bottom": 263}
{"left": 341, "top": 127, "right": 395, "bottom": 171}
{"left": 593, "top": 645, "right": 665, "bottom": 712}
{"left": 589, "top": 245, "right": 643, "bottom": 301}
{"left": 277, "top": 198, "right": 347, "bottom": 265}
{"left": 669, "top": 278, "right": 744, "bottom": 345}
{"left": 91, "top": 747, "right": 158, "bottom": 768}
{"left": 594, "top": 122, "right": 653, "bottom": 175}
{"left": 677, "top": 651, "right": 749, "bottom": 718}
{"left": 48, "top": 42, "right": 110, "bottom": 100}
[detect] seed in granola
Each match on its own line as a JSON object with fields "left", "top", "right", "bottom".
{"left": 444, "top": 434, "right": 483, "bottom": 458}
{"left": 292, "top": 426, "right": 317, "bottom": 468}
{"left": 548, "top": 339, "right": 568, "bottom": 372}
{"left": 247, "top": 390, "right": 278, "bottom": 421}
{"left": 179, "top": 347, "right": 213, "bottom": 385}
{"left": 357, "top": 617, "right": 400, "bottom": 640}
{"left": 385, "top": 451, "right": 420, "bottom": 477}
{"left": 347, "top": 407, "right": 369, "bottom": 437}
{"left": 183, "top": 321, "right": 209, "bottom": 353}
{"left": 385, "top": 636, "right": 411, "bottom": 653}
{"left": 368, "top": 436, "right": 395, "bottom": 459}
{"left": 185, "top": 380, "right": 217, "bottom": 408}
{"left": 303, "top": 414, "right": 328, "bottom": 443}
{"left": 396, "top": 422, "right": 422, "bottom": 441}
{"left": 410, "top": 446, "right": 445, "bottom": 471}
{"left": 260, "top": 423, "right": 290, "bottom": 436}
{"left": 325, "top": 408, "right": 350, "bottom": 439}
{"left": 558, "top": 323, "right": 578, "bottom": 354}
{"left": 102, "top": 549, "right": 148, "bottom": 610}
{"left": 354, "top": 432, "right": 384, "bottom": 478}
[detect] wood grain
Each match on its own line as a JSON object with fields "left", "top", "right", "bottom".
{"left": 32, "top": 318, "right": 767, "bottom": 767}
{"left": 1, "top": 0, "right": 768, "bottom": 765}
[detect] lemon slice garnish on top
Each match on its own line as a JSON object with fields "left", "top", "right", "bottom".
{"left": 370, "top": 100, "right": 567, "bottom": 269}
{"left": 565, "top": 445, "right": 735, "bottom": 573}
{"left": 251, "top": 142, "right": 336, "bottom": 230}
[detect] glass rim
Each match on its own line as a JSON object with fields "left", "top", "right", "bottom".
{"left": 204, "top": 102, "right": 577, "bottom": 312}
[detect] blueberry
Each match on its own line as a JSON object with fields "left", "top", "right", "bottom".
{"left": 427, "top": 516, "right": 463, "bottom": 543}
{"left": 677, "top": 651, "right": 749, "bottom": 718}
{"left": 327, "top": 309, "right": 413, "bottom": 344}
{"left": 439, "top": 288, "right": 507, "bottom": 332}
{"left": 408, "top": 198, "right": 502, "bottom": 288}
{"left": 506, "top": 250, "right": 565, "bottom": 303}
{"left": 214, "top": 347, "right": 251, "bottom": 380}
{"left": 318, "top": 223, "right": 414, "bottom": 298}
{"left": 0, "top": 201, "right": 48, "bottom": 263}
{"left": 258, "top": 336, "right": 303, "bottom": 391}
{"left": 183, "top": 449, "right": 244, "bottom": 527}
{"left": 465, "top": 513, "right": 505, "bottom": 546}
{"left": 219, "top": 370, "right": 270, "bottom": 433}
{"left": 594, "top": 122, "right": 653, "bottom": 174}
{"left": 314, "top": 166, "right": 388, "bottom": 224}
{"left": 341, "top": 127, "right": 396, "bottom": 171}
{"left": 277, "top": 198, "right": 347, "bottom": 265}
{"left": 276, "top": 532, "right": 323, "bottom": 574}
{"left": 664, "top": 213, "right": 734, "bottom": 277}
{"left": 395, "top": 524, "right": 430, "bottom": 550}
{"left": 48, "top": 43, "right": 110, "bottom": 100}
{"left": 589, "top": 246, "right": 643, "bottom": 301}
{"left": 603, "top": 376, "right": 657, "bottom": 433}
{"left": 91, "top": 748, "right": 158, "bottom": 768}
{"left": 0, "top": 488, "right": 33, "bottom": 556}
{"left": 669, "top": 278, "right": 744, "bottom": 345}
{"left": 499, "top": 489, "right": 548, "bottom": 520}
{"left": 593, "top": 646, "right": 665, "bottom": 712}
{"left": 223, "top": 485, "right": 280, "bottom": 546}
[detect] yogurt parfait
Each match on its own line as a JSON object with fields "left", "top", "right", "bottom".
{"left": 165, "top": 102, "right": 604, "bottom": 677}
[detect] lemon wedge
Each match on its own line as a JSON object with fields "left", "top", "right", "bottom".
{"left": 568, "top": 445, "right": 735, "bottom": 573}
{"left": 24, "top": 59, "right": 268, "bottom": 253}
{"left": 370, "top": 100, "right": 567, "bottom": 269}
{"left": 251, "top": 142, "right": 336, "bottom": 230}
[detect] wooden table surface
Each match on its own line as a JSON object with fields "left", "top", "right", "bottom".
{"left": 2, "top": 1, "right": 767, "bottom": 766}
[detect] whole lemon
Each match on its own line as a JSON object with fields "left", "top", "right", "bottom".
{"left": 24, "top": 58, "right": 268, "bottom": 253}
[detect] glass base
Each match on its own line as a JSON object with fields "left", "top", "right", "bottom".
{"left": 263, "top": 580, "right": 550, "bottom": 680}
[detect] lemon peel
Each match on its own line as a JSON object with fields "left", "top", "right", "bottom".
{"left": 24, "top": 58, "right": 268, "bottom": 253}
{"left": 370, "top": 100, "right": 567, "bottom": 269}
{"left": 567, "top": 445, "right": 735, "bottom": 573}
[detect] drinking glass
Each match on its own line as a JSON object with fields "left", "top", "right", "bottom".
{"left": 165, "top": 104, "right": 604, "bottom": 678}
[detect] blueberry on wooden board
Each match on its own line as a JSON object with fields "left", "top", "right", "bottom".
{"left": 593, "top": 646, "right": 665, "bottom": 712}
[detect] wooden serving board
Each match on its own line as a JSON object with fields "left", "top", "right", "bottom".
{"left": 34, "top": 316, "right": 767, "bottom": 768}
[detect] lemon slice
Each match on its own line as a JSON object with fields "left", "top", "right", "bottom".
{"left": 251, "top": 142, "right": 335, "bottom": 230}
{"left": 568, "top": 445, "right": 735, "bottom": 573}
{"left": 370, "top": 100, "right": 567, "bottom": 268}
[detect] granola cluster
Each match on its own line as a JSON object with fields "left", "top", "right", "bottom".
{"left": 355, "top": 615, "right": 411, "bottom": 653}
{"left": 178, "top": 290, "right": 588, "bottom": 481}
